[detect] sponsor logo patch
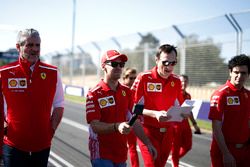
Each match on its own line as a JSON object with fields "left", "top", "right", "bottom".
{"left": 227, "top": 96, "right": 240, "bottom": 105}
{"left": 8, "top": 78, "right": 27, "bottom": 89}
{"left": 98, "top": 96, "right": 115, "bottom": 108}
{"left": 147, "top": 82, "right": 162, "bottom": 92}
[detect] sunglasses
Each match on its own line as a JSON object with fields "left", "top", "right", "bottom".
{"left": 106, "top": 61, "right": 125, "bottom": 68}
{"left": 161, "top": 60, "right": 177, "bottom": 66}
{"left": 128, "top": 77, "right": 136, "bottom": 80}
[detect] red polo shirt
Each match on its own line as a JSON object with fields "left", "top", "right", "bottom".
{"left": 131, "top": 66, "right": 183, "bottom": 128}
{"left": 86, "top": 80, "right": 133, "bottom": 163}
{"left": 0, "top": 58, "right": 57, "bottom": 152}
{"left": 209, "top": 80, "right": 250, "bottom": 143}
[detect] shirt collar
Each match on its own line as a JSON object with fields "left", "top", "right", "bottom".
{"left": 226, "top": 80, "right": 244, "bottom": 92}
{"left": 151, "top": 66, "right": 173, "bottom": 81}
{"left": 99, "top": 79, "right": 121, "bottom": 91}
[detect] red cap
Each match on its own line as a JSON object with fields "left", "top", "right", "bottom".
{"left": 101, "top": 50, "right": 128, "bottom": 64}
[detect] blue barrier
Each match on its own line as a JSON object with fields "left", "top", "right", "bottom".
{"left": 197, "top": 101, "right": 211, "bottom": 121}
{"left": 64, "top": 84, "right": 85, "bottom": 97}
{"left": 183, "top": 99, "right": 210, "bottom": 122}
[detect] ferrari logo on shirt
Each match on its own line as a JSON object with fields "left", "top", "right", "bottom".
{"left": 227, "top": 96, "right": 240, "bottom": 105}
{"left": 98, "top": 96, "right": 116, "bottom": 108}
{"left": 8, "top": 78, "right": 27, "bottom": 89}
{"left": 122, "top": 90, "right": 126, "bottom": 96}
{"left": 147, "top": 82, "right": 162, "bottom": 92}
{"left": 171, "top": 81, "right": 175, "bottom": 87}
{"left": 41, "top": 72, "right": 46, "bottom": 80}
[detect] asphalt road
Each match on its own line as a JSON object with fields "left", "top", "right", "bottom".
{"left": 48, "top": 100, "right": 212, "bottom": 167}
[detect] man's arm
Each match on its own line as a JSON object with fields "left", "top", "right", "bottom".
{"left": 133, "top": 120, "right": 157, "bottom": 159}
{"left": 50, "top": 71, "right": 64, "bottom": 133}
{"left": 189, "top": 112, "right": 201, "bottom": 134}
{"left": 212, "top": 120, "right": 236, "bottom": 166}
{"left": 143, "top": 109, "right": 171, "bottom": 122}
{"left": 51, "top": 107, "right": 64, "bottom": 132}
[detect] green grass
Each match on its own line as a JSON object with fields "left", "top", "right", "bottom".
{"left": 65, "top": 94, "right": 86, "bottom": 104}
{"left": 196, "top": 119, "right": 212, "bottom": 131}
{"left": 65, "top": 94, "right": 212, "bottom": 132}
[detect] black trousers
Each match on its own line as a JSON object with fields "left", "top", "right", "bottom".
{"left": 3, "top": 144, "right": 50, "bottom": 167}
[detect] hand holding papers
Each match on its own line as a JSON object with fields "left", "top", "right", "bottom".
{"left": 155, "top": 111, "right": 172, "bottom": 122}
{"left": 166, "top": 106, "right": 193, "bottom": 122}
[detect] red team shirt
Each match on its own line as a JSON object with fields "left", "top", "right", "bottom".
{"left": 131, "top": 66, "right": 183, "bottom": 128}
{"left": 0, "top": 58, "right": 58, "bottom": 152}
{"left": 131, "top": 66, "right": 183, "bottom": 167}
{"left": 209, "top": 80, "right": 250, "bottom": 144}
{"left": 86, "top": 80, "right": 133, "bottom": 163}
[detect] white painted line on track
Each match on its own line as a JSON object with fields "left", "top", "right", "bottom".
{"left": 48, "top": 157, "right": 63, "bottom": 167}
{"left": 50, "top": 151, "right": 74, "bottom": 167}
{"left": 62, "top": 118, "right": 88, "bottom": 131}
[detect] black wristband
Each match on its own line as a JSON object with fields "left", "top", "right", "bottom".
{"left": 114, "top": 123, "right": 117, "bottom": 131}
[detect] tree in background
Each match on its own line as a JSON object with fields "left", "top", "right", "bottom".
{"left": 125, "top": 33, "right": 160, "bottom": 72}
{"left": 175, "top": 34, "right": 228, "bottom": 86}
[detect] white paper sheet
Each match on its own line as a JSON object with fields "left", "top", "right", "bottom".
{"left": 166, "top": 106, "right": 193, "bottom": 122}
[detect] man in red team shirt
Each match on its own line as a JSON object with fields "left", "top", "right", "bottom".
{"left": 131, "top": 44, "right": 185, "bottom": 167}
{"left": 0, "top": 28, "right": 64, "bottom": 167}
{"left": 209, "top": 54, "right": 250, "bottom": 167}
{"left": 171, "top": 74, "right": 201, "bottom": 167}
{"left": 85, "top": 50, "right": 156, "bottom": 167}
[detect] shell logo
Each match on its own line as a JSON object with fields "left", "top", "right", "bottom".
{"left": 148, "top": 84, "right": 155, "bottom": 90}
{"left": 9, "top": 79, "right": 17, "bottom": 87}
{"left": 100, "top": 99, "right": 107, "bottom": 106}
{"left": 227, "top": 97, "right": 233, "bottom": 104}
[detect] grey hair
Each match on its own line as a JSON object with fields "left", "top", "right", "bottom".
{"left": 16, "top": 28, "right": 40, "bottom": 45}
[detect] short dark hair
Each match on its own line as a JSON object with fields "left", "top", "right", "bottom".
{"left": 155, "top": 44, "right": 177, "bottom": 58}
{"left": 228, "top": 54, "right": 250, "bottom": 73}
